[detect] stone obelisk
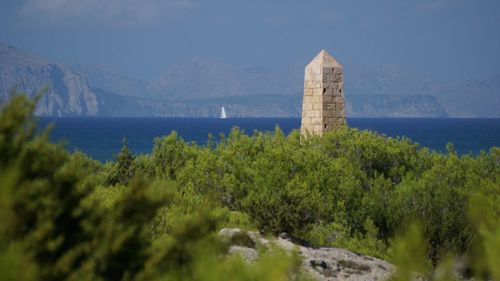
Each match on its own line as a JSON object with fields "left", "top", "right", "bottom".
{"left": 301, "top": 49, "right": 346, "bottom": 136}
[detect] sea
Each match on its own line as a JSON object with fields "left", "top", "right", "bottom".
{"left": 38, "top": 118, "right": 500, "bottom": 162}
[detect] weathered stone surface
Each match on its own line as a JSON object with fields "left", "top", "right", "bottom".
{"left": 301, "top": 49, "right": 346, "bottom": 136}
{"left": 219, "top": 228, "right": 394, "bottom": 281}
{"left": 228, "top": 246, "right": 259, "bottom": 262}
{"left": 0, "top": 43, "right": 99, "bottom": 116}
{"left": 300, "top": 246, "right": 393, "bottom": 281}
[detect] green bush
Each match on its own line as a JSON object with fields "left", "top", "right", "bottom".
{"left": 1, "top": 93, "right": 499, "bottom": 280}
{"left": 0, "top": 93, "right": 310, "bottom": 281}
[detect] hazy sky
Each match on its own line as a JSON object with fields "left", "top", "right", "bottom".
{"left": 1, "top": 0, "right": 499, "bottom": 81}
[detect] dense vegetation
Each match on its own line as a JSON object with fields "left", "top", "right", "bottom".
{"left": 0, "top": 94, "right": 499, "bottom": 280}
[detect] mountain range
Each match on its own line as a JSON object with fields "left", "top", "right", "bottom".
{"left": 1, "top": 43, "right": 498, "bottom": 117}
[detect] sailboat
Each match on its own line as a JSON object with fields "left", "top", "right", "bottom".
{"left": 220, "top": 106, "right": 227, "bottom": 119}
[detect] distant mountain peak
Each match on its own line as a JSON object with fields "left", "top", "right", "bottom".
{"left": 0, "top": 43, "right": 99, "bottom": 116}
{"left": 0, "top": 42, "right": 51, "bottom": 67}
{"left": 1, "top": 43, "right": 498, "bottom": 117}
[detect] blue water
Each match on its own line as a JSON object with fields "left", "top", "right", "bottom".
{"left": 38, "top": 118, "right": 500, "bottom": 162}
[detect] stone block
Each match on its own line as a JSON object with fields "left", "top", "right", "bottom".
{"left": 333, "top": 109, "right": 342, "bottom": 117}
{"left": 324, "top": 103, "right": 334, "bottom": 110}
{"left": 310, "top": 117, "right": 322, "bottom": 124}
{"left": 323, "top": 67, "right": 334, "bottom": 74}
{"left": 302, "top": 103, "right": 313, "bottom": 110}
{"left": 312, "top": 88, "right": 324, "bottom": 96}
{"left": 323, "top": 95, "right": 334, "bottom": 103}
{"left": 302, "top": 110, "right": 315, "bottom": 118}
{"left": 324, "top": 88, "right": 336, "bottom": 95}
{"left": 304, "top": 72, "right": 314, "bottom": 81}
{"left": 301, "top": 124, "right": 313, "bottom": 131}
{"left": 332, "top": 89, "right": 342, "bottom": 95}
{"left": 310, "top": 96, "right": 322, "bottom": 103}
{"left": 303, "top": 110, "right": 319, "bottom": 118}
{"left": 313, "top": 103, "right": 322, "bottom": 110}
{"left": 304, "top": 80, "right": 316, "bottom": 89}
{"left": 327, "top": 124, "right": 340, "bottom": 130}
{"left": 302, "top": 98, "right": 314, "bottom": 106}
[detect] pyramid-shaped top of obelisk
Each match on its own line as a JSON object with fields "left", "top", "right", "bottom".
{"left": 306, "top": 49, "right": 342, "bottom": 69}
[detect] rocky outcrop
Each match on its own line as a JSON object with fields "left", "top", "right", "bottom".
{"left": 219, "top": 228, "right": 394, "bottom": 281}
{"left": 0, "top": 43, "right": 99, "bottom": 116}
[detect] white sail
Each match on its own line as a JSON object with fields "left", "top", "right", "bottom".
{"left": 220, "top": 106, "right": 227, "bottom": 119}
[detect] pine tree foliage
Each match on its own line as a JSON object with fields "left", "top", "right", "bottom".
{"left": 0, "top": 93, "right": 499, "bottom": 280}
